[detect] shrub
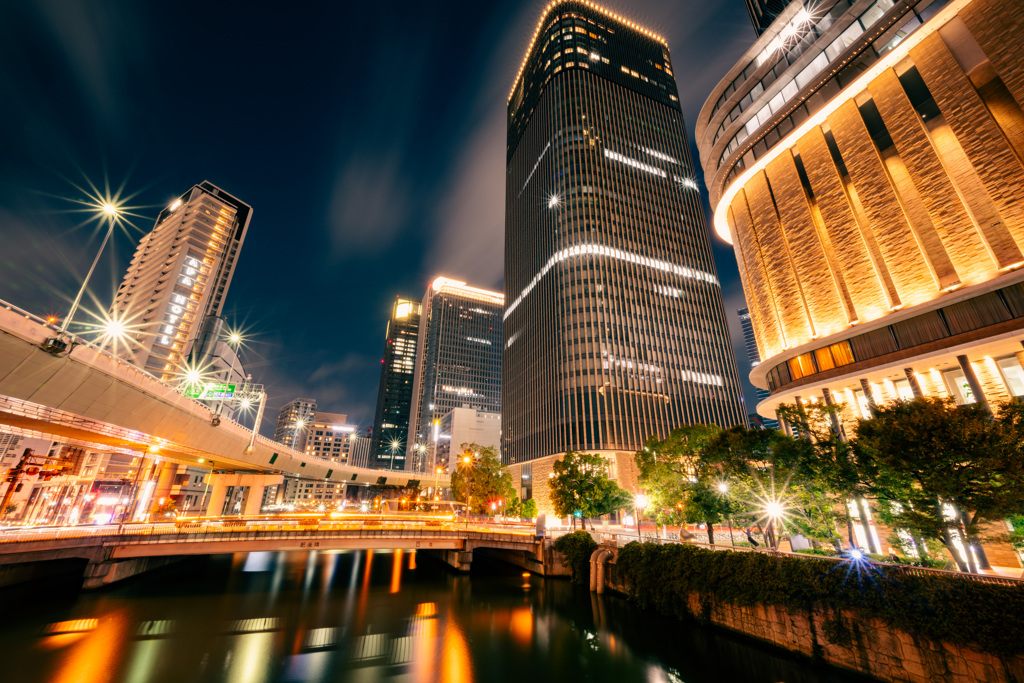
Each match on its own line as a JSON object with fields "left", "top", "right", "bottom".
{"left": 553, "top": 531, "right": 597, "bottom": 585}
{"left": 614, "top": 541, "right": 1024, "bottom": 655}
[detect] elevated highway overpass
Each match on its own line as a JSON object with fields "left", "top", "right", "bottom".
{"left": 0, "top": 301, "right": 445, "bottom": 490}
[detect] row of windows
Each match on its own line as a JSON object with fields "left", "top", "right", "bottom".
{"left": 716, "top": 0, "right": 902, "bottom": 168}
{"left": 767, "top": 284, "right": 1024, "bottom": 392}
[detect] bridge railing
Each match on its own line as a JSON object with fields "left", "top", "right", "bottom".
{"left": 0, "top": 519, "right": 538, "bottom": 547}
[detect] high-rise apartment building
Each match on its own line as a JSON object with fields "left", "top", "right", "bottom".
{"left": 112, "top": 182, "right": 251, "bottom": 380}
{"left": 274, "top": 398, "right": 317, "bottom": 451}
{"left": 738, "top": 307, "right": 778, "bottom": 429}
{"left": 406, "top": 277, "right": 503, "bottom": 472}
{"left": 504, "top": 1, "right": 747, "bottom": 513}
{"left": 305, "top": 412, "right": 357, "bottom": 464}
{"left": 370, "top": 297, "right": 422, "bottom": 470}
{"left": 696, "top": 0, "right": 1024, "bottom": 433}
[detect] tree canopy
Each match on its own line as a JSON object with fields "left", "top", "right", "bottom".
{"left": 853, "top": 396, "right": 1024, "bottom": 571}
{"left": 549, "top": 451, "right": 632, "bottom": 527}
{"left": 449, "top": 444, "right": 518, "bottom": 515}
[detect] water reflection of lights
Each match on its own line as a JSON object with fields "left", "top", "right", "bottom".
{"left": 390, "top": 549, "right": 403, "bottom": 593}
{"left": 52, "top": 612, "right": 127, "bottom": 683}
{"left": 441, "top": 619, "right": 473, "bottom": 683}
{"left": 510, "top": 608, "right": 533, "bottom": 645}
{"left": 225, "top": 632, "right": 274, "bottom": 683}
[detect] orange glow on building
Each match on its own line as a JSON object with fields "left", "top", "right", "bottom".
{"left": 696, "top": 0, "right": 1024, "bottom": 430}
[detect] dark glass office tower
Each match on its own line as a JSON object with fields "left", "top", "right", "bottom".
{"left": 370, "top": 297, "right": 421, "bottom": 470}
{"left": 737, "top": 308, "right": 777, "bottom": 429}
{"left": 744, "top": 0, "right": 795, "bottom": 36}
{"left": 504, "top": 1, "right": 746, "bottom": 481}
{"left": 406, "top": 278, "right": 503, "bottom": 472}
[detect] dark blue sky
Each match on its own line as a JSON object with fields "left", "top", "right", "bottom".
{"left": 0, "top": 0, "right": 757, "bottom": 431}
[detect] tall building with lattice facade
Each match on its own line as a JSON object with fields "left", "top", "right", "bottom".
{"left": 504, "top": 1, "right": 747, "bottom": 513}
{"left": 406, "top": 277, "right": 503, "bottom": 472}
{"left": 111, "top": 181, "right": 251, "bottom": 380}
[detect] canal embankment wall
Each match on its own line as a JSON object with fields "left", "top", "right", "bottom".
{"left": 560, "top": 538, "right": 1024, "bottom": 683}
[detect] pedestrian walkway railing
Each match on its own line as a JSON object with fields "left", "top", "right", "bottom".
{"left": 0, "top": 520, "right": 538, "bottom": 548}
{"left": 548, "top": 527, "right": 1024, "bottom": 587}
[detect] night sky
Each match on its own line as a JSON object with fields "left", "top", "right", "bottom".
{"left": 0, "top": 0, "right": 758, "bottom": 433}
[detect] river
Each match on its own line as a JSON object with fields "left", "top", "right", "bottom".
{"left": 0, "top": 550, "right": 874, "bottom": 682}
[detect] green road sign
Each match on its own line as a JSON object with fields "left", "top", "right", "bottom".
{"left": 183, "top": 382, "right": 236, "bottom": 400}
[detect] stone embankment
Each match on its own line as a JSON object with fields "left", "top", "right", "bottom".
{"left": 579, "top": 544, "right": 1024, "bottom": 683}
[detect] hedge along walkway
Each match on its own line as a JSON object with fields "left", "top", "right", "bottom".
{"left": 610, "top": 541, "right": 1024, "bottom": 656}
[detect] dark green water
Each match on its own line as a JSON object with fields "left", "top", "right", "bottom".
{"left": 0, "top": 550, "right": 874, "bottom": 682}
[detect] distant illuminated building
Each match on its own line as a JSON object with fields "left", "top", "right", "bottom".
{"left": 274, "top": 398, "right": 317, "bottom": 451}
{"left": 370, "top": 297, "right": 422, "bottom": 470}
{"left": 697, "top": 0, "right": 1024, "bottom": 429}
{"left": 504, "top": 1, "right": 747, "bottom": 513}
{"left": 275, "top": 411, "right": 355, "bottom": 504}
{"left": 111, "top": 181, "right": 251, "bottom": 380}
{"left": 305, "top": 412, "right": 357, "bottom": 464}
{"left": 738, "top": 308, "right": 777, "bottom": 429}
{"left": 434, "top": 408, "right": 502, "bottom": 473}
{"left": 407, "top": 277, "right": 503, "bottom": 472}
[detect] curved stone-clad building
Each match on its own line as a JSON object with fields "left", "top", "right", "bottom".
{"left": 696, "top": 0, "right": 1024, "bottom": 425}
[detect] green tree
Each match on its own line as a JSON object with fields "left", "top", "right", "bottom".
{"left": 521, "top": 498, "right": 538, "bottom": 519}
{"left": 549, "top": 451, "right": 631, "bottom": 528}
{"left": 449, "top": 444, "right": 518, "bottom": 515}
{"left": 635, "top": 425, "right": 720, "bottom": 532}
{"left": 702, "top": 418, "right": 852, "bottom": 551}
{"left": 853, "top": 396, "right": 1024, "bottom": 572}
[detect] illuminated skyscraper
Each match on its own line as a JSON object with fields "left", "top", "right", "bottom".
{"left": 406, "top": 277, "right": 503, "bottom": 472}
{"left": 111, "top": 181, "right": 251, "bottom": 379}
{"left": 370, "top": 297, "right": 422, "bottom": 470}
{"left": 504, "top": 1, "right": 746, "bottom": 513}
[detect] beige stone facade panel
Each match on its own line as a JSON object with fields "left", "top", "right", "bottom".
{"left": 961, "top": 0, "right": 1024, "bottom": 111}
{"left": 797, "top": 127, "right": 889, "bottom": 324}
{"left": 974, "top": 357, "right": 1012, "bottom": 405}
{"left": 919, "top": 368, "right": 951, "bottom": 399}
{"left": 868, "top": 69, "right": 996, "bottom": 285}
{"left": 730, "top": 196, "right": 786, "bottom": 359}
{"left": 827, "top": 101, "right": 939, "bottom": 307}
{"left": 744, "top": 172, "right": 813, "bottom": 344}
{"left": 913, "top": 34, "right": 1024, "bottom": 258}
{"left": 763, "top": 154, "right": 850, "bottom": 338}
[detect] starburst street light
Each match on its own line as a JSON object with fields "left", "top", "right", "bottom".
{"left": 43, "top": 197, "right": 125, "bottom": 352}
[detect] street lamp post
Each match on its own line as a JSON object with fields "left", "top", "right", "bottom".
{"left": 634, "top": 493, "right": 648, "bottom": 542}
{"left": 765, "top": 501, "right": 783, "bottom": 551}
{"left": 718, "top": 482, "right": 736, "bottom": 547}
{"left": 45, "top": 203, "right": 121, "bottom": 352}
